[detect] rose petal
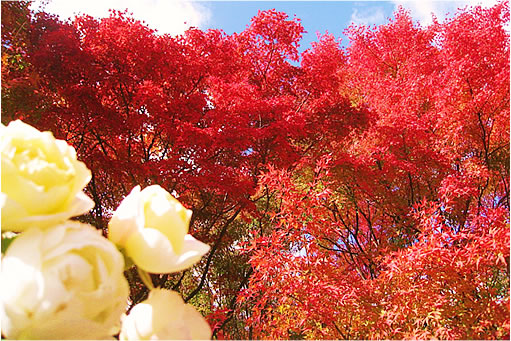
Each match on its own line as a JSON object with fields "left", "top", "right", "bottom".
{"left": 125, "top": 228, "right": 210, "bottom": 274}
{"left": 108, "top": 186, "right": 144, "bottom": 246}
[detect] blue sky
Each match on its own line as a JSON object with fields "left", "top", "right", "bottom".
{"left": 203, "top": 1, "right": 397, "bottom": 50}
{"left": 30, "top": 0, "right": 499, "bottom": 53}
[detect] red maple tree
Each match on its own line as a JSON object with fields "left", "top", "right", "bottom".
{"left": 2, "top": 1, "right": 509, "bottom": 339}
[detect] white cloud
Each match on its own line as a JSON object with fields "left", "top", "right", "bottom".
{"left": 350, "top": 6, "right": 386, "bottom": 26}
{"left": 391, "top": 0, "right": 500, "bottom": 26}
{"left": 29, "top": 0, "right": 211, "bottom": 36}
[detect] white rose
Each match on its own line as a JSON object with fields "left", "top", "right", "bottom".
{"left": 1, "top": 120, "right": 94, "bottom": 232}
{"left": 108, "top": 185, "right": 210, "bottom": 274}
{"left": 120, "top": 289, "right": 212, "bottom": 340}
{"left": 0, "top": 222, "right": 129, "bottom": 340}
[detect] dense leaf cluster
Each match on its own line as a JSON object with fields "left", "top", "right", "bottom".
{"left": 2, "top": 1, "right": 509, "bottom": 339}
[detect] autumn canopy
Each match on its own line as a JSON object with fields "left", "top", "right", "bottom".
{"left": 1, "top": 1, "right": 510, "bottom": 339}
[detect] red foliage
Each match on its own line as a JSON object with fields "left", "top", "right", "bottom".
{"left": 2, "top": 2, "right": 509, "bottom": 339}
{"left": 241, "top": 3, "right": 510, "bottom": 340}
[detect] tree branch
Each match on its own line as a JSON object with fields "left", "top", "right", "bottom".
{"left": 185, "top": 207, "right": 243, "bottom": 302}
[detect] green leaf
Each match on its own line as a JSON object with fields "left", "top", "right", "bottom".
{"left": 1, "top": 232, "right": 19, "bottom": 254}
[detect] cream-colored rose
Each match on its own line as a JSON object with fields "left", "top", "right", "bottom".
{"left": 0, "top": 222, "right": 129, "bottom": 340}
{"left": 108, "top": 185, "right": 210, "bottom": 273}
{"left": 1, "top": 120, "right": 94, "bottom": 231}
{"left": 120, "top": 289, "right": 211, "bottom": 340}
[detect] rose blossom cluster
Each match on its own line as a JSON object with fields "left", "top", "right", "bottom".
{"left": 1, "top": 120, "right": 212, "bottom": 340}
